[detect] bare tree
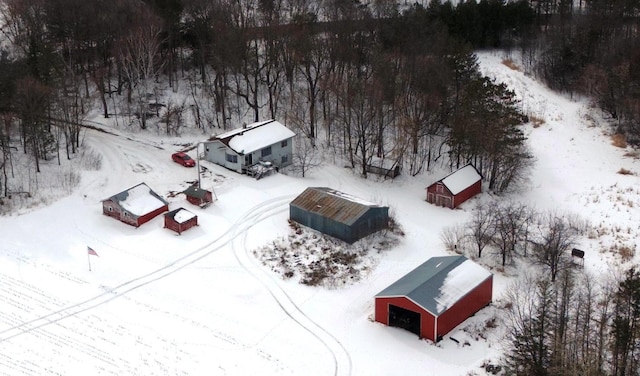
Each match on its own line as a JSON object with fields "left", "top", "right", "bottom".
{"left": 532, "top": 212, "right": 582, "bottom": 282}
{"left": 115, "top": 7, "right": 164, "bottom": 129}
{"left": 492, "top": 201, "right": 531, "bottom": 266}
{"left": 469, "top": 202, "right": 495, "bottom": 258}
{"left": 290, "top": 135, "right": 322, "bottom": 177}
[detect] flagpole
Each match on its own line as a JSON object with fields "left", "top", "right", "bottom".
{"left": 88, "top": 250, "right": 92, "bottom": 272}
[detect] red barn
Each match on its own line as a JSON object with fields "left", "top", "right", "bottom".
{"left": 426, "top": 164, "right": 481, "bottom": 209}
{"left": 102, "top": 183, "right": 169, "bottom": 227}
{"left": 183, "top": 185, "right": 214, "bottom": 207}
{"left": 375, "top": 255, "right": 492, "bottom": 342}
{"left": 164, "top": 207, "right": 198, "bottom": 234}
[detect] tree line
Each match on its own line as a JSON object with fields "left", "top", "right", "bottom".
{"left": 0, "top": 0, "right": 535, "bottom": 198}
{"left": 444, "top": 201, "right": 640, "bottom": 376}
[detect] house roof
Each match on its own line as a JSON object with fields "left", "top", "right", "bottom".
{"left": 165, "top": 208, "right": 196, "bottom": 224}
{"left": 433, "top": 165, "right": 482, "bottom": 195}
{"left": 212, "top": 119, "right": 295, "bottom": 155}
{"left": 375, "top": 255, "right": 492, "bottom": 316}
{"left": 290, "top": 187, "right": 385, "bottom": 226}
{"left": 183, "top": 185, "right": 210, "bottom": 199}
{"left": 104, "top": 183, "right": 168, "bottom": 217}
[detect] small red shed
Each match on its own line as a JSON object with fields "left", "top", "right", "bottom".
{"left": 164, "top": 207, "right": 198, "bottom": 234}
{"left": 426, "top": 164, "right": 481, "bottom": 209}
{"left": 183, "top": 185, "right": 214, "bottom": 207}
{"left": 102, "top": 183, "right": 169, "bottom": 227}
{"left": 375, "top": 255, "right": 492, "bottom": 342}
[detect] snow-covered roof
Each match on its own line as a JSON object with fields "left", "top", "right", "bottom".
{"left": 438, "top": 165, "right": 481, "bottom": 195}
{"left": 166, "top": 208, "right": 197, "bottom": 224}
{"left": 376, "top": 256, "right": 492, "bottom": 316}
{"left": 290, "top": 187, "right": 387, "bottom": 226}
{"left": 213, "top": 120, "right": 295, "bottom": 155}
{"left": 105, "top": 183, "right": 168, "bottom": 217}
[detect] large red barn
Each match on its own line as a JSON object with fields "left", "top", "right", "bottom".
{"left": 375, "top": 255, "right": 492, "bottom": 342}
{"left": 102, "top": 183, "right": 169, "bottom": 227}
{"left": 426, "top": 164, "right": 482, "bottom": 209}
{"left": 164, "top": 207, "right": 198, "bottom": 234}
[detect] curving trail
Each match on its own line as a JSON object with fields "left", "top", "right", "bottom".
{"left": 231, "top": 199, "right": 353, "bottom": 376}
{"left": 0, "top": 195, "right": 292, "bottom": 343}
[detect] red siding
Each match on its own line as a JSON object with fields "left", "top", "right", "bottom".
{"left": 102, "top": 200, "right": 121, "bottom": 219}
{"left": 165, "top": 216, "right": 198, "bottom": 234}
{"left": 451, "top": 180, "right": 482, "bottom": 209}
{"left": 425, "top": 180, "right": 481, "bottom": 209}
{"left": 436, "top": 276, "right": 493, "bottom": 338}
{"left": 186, "top": 192, "right": 213, "bottom": 206}
{"left": 375, "top": 297, "right": 436, "bottom": 341}
{"left": 136, "top": 205, "right": 169, "bottom": 227}
{"left": 375, "top": 276, "right": 493, "bottom": 342}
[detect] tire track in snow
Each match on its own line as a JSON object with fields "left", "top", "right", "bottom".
{"left": 0, "top": 195, "right": 294, "bottom": 344}
{"left": 231, "top": 200, "right": 353, "bottom": 376}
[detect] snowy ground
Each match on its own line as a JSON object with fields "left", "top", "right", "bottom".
{"left": 0, "top": 50, "right": 639, "bottom": 376}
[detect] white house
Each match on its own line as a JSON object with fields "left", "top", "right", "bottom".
{"left": 203, "top": 119, "right": 295, "bottom": 174}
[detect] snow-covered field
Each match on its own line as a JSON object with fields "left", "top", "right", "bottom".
{"left": 0, "top": 50, "right": 638, "bottom": 375}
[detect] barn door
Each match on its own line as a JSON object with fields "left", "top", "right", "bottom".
{"left": 388, "top": 305, "right": 421, "bottom": 337}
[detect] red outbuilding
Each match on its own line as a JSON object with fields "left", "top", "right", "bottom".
{"left": 183, "top": 185, "right": 214, "bottom": 208}
{"left": 164, "top": 207, "right": 198, "bottom": 234}
{"left": 375, "top": 255, "right": 492, "bottom": 342}
{"left": 425, "top": 164, "right": 481, "bottom": 209}
{"left": 102, "top": 183, "right": 169, "bottom": 227}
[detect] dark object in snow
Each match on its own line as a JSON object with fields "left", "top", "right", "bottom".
{"left": 571, "top": 248, "right": 585, "bottom": 267}
{"left": 571, "top": 248, "right": 584, "bottom": 258}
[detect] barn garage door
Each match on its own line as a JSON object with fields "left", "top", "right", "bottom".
{"left": 388, "top": 305, "right": 421, "bottom": 337}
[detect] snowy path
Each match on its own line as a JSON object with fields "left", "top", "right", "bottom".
{"left": 231, "top": 197, "right": 353, "bottom": 376}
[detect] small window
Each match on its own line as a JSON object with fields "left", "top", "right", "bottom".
{"left": 225, "top": 153, "right": 238, "bottom": 163}
{"left": 281, "top": 155, "right": 288, "bottom": 164}
{"left": 261, "top": 146, "right": 272, "bottom": 158}
{"left": 280, "top": 140, "right": 288, "bottom": 147}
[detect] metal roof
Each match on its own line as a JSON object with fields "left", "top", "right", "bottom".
{"left": 290, "top": 187, "right": 385, "bottom": 226}
{"left": 376, "top": 255, "right": 492, "bottom": 316}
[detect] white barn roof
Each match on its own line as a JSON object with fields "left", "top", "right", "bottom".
{"left": 167, "top": 208, "right": 196, "bottom": 223}
{"left": 106, "top": 183, "right": 168, "bottom": 216}
{"left": 214, "top": 120, "right": 295, "bottom": 155}
{"left": 439, "top": 165, "right": 481, "bottom": 195}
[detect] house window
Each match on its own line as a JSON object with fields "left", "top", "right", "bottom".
{"left": 281, "top": 140, "right": 288, "bottom": 147}
{"left": 261, "top": 146, "right": 272, "bottom": 158}
{"left": 437, "top": 184, "right": 443, "bottom": 193}
{"left": 281, "top": 155, "right": 288, "bottom": 164}
{"left": 226, "top": 153, "right": 238, "bottom": 163}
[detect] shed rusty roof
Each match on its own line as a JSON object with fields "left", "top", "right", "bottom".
{"left": 290, "top": 187, "right": 385, "bottom": 225}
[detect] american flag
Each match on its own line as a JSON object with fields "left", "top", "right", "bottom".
{"left": 87, "top": 246, "right": 99, "bottom": 257}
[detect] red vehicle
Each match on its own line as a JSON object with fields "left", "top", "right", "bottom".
{"left": 172, "top": 152, "right": 196, "bottom": 167}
